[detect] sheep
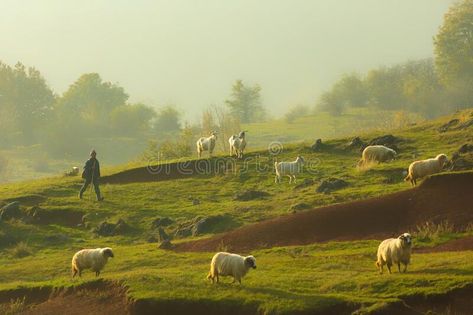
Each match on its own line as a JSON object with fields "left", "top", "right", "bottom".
{"left": 229, "top": 131, "right": 247, "bottom": 159}
{"left": 274, "top": 156, "right": 305, "bottom": 184}
{"left": 207, "top": 252, "right": 256, "bottom": 284}
{"left": 404, "top": 154, "right": 449, "bottom": 186}
{"left": 359, "top": 145, "right": 397, "bottom": 166}
{"left": 196, "top": 131, "right": 218, "bottom": 158}
{"left": 71, "top": 247, "right": 114, "bottom": 278}
{"left": 376, "top": 233, "right": 412, "bottom": 274}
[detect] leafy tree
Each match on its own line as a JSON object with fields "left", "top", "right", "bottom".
{"left": 317, "top": 91, "right": 344, "bottom": 116}
{"left": 225, "top": 80, "right": 265, "bottom": 123}
{"left": 56, "top": 73, "right": 128, "bottom": 135}
{"left": 110, "top": 103, "right": 156, "bottom": 136}
{"left": 0, "top": 61, "right": 55, "bottom": 144}
{"left": 435, "top": 0, "right": 473, "bottom": 86}
{"left": 153, "top": 106, "right": 182, "bottom": 136}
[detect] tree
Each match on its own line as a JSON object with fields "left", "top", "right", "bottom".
{"left": 434, "top": 0, "right": 473, "bottom": 107}
{"left": 435, "top": 0, "right": 473, "bottom": 86}
{"left": 225, "top": 80, "right": 265, "bottom": 123}
{"left": 56, "top": 73, "right": 129, "bottom": 135}
{"left": 110, "top": 103, "right": 156, "bottom": 136}
{"left": 153, "top": 106, "right": 181, "bottom": 136}
{"left": 0, "top": 61, "right": 55, "bottom": 144}
{"left": 317, "top": 91, "right": 344, "bottom": 116}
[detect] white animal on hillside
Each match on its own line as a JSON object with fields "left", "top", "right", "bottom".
{"left": 376, "top": 233, "right": 412, "bottom": 274}
{"left": 274, "top": 156, "right": 305, "bottom": 184}
{"left": 404, "top": 154, "right": 448, "bottom": 186}
{"left": 207, "top": 252, "right": 256, "bottom": 284}
{"left": 196, "top": 131, "right": 218, "bottom": 158}
{"left": 359, "top": 145, "right": 397, "bottom": 166}
{"left": 229, "top": 131, "right": 247, "bottom": 158}
{"left": 71, "top": 247, "right": 114, "bottom": 278}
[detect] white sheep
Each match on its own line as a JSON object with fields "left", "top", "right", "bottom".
{"left": 376, "top": 233, "right": 412, "bottom": 274}
{"left": 71, "top": 247, "right": 114, "bottom": 278}
{"left": 196, "top": 131, "right": 218, "bottom": 158}
{"left": 207, "top": 252, "right": 256, "bottom": 284}
{"left": 359, "top": 145, "right": 397, "bottom": 166}
{"left": 274, "top": 156, "right": 305, "bottom": 184}
{"left": 229, "top": 131, "right": 247, "bottom": 159}
{"left": 404, "top": 154, "right": 449, "bottom": 186}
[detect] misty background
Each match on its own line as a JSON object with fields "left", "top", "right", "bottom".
{"left": 1, "top": 0, "right": 453, "bottom": 118}
{"left": 3, "top": 0, "right": 473, "bottom": 183}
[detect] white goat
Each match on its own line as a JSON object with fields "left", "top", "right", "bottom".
{"left": 196, "top": 131, "right": 217, "bottom": 158}
{"left": 274, "top": 156, "right": 305, "bottom": 184}
{"left": 229, "top": 131, "right": 247, "bottom": 159}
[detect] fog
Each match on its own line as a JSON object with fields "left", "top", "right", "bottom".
{"left": 0, "top": 0, "right": 453, "bottom": 119}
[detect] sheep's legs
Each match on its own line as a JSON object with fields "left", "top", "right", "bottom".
{"left": 397, "top": 263, "right": 401, "bottom": 273}
{"left": 96, "top": 271, "right": 100, "bottom": 277}
{"left": 72, "top": 269, "right": 77, "bottom": 278}
{"left": 387, "top": 263, "right": 392, "bottom": 274}
{"left": 403, "top": 264, "right": 408, "bottom": 273}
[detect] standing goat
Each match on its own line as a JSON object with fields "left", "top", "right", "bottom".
{"left": 274, "top": 156, "right": 305, "bottom": 183}
{"left": 229, "top": 131, "right": 247, "bottom": 159}
{"left": 196, "top": 131, "right": 218, "bottom": 158}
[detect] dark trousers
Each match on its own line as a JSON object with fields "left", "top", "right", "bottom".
{"left": 79, "top": 178, "right": 101, "bottom": 200}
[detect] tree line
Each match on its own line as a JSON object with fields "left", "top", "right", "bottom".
{"left": 0, "top": 62, "right": 264, "bottom": 159}
{"left": 316, "top": 0, "right": 473, "bottom": 118}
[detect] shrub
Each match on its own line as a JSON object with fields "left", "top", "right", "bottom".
{"left": 10, "top": 242, "right": 33, "bottom": 258}
{"left": 414, "top": 220, "right": 455, "bottom": 241}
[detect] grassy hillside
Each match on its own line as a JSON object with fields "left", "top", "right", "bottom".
{"left": 0, "top": 109, "right": 472, "bottom": 314}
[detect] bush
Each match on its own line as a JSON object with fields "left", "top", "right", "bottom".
{"left": 0, "top": 297, "right": 28, "bottom": 315}
{"left": 284, "top": 104, "right": 310, "bottom": 123}
{"left": 414, "top": 220, "right": 455, "bottom": 241}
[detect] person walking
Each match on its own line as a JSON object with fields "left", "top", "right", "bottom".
{"left": 79, "top": 149, "right": 104, "bottom": 201}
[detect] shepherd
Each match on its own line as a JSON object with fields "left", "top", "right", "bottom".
{"left": 79, "top": 149, "right": 104, "bottom": 201}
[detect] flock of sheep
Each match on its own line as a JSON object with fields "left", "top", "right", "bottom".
{"left": 71, "top": 134, "right": 450, "bottom": 282}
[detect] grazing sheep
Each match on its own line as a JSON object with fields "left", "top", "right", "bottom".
{"left": 197, "top": 131, "right": 218, "bottom": 158}
{"left": 274, "top": 156, "right": 305, "bottom": 184}
{"left": 404, "top": 154, "right": 449, "bottom": 186}
{"left": 207, "top": 252, "right": 256, "bottom": 284}
{"left": 71, "top": 247, "right": 114, "bottom": 278}
{"left": 376, "top": 233, "right": 412, "bottom": 274}
{"left": 229, "top": 131, "right": 247, "bottom": 159}
{"left": 359, "top": 145, "right": 397, "bottom": 166}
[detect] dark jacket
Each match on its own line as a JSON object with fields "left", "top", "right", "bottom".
{"left": 82, "top": 158, "right": 100, "bottom": 180}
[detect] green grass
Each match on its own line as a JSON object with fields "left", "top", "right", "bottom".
{"left": 0, "top": 109, "right": 472, "bottom": 313}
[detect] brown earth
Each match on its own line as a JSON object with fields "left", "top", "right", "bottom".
{"left": 415, "top": 236, "right": 473, "bottom": 254}
{"left": 0, "top": 280, "right": 130, "bottom": 315}
{"left": 101, "top": 158, "right": 235, "bottom": 184}
{"left": 176, "top": 172, "right": 473, "bottom": 252}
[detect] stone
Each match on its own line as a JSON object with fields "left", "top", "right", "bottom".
{"left": 234, "top": 190, "right": 270, "bottom": 201}
{"left": 316, "top": 178, "right": 349, "bottom": 194}
{"left": 0, "top": 202, "right": 21, "bottom": 221}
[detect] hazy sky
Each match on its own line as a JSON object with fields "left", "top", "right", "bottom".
{"left": 1, "top": 0, "right": 454, "bottom": 119}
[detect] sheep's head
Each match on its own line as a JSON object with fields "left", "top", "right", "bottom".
{"left": 296, "top": 156, "right": 305, "bottom": 164}
{"left": 389, "top": 149, "right": 397, "bottom": 160}
{"left": 238, "top": 131, "right": 246, "bottom": 138}
{"left": 102, "top": 247, "right": 114, "bottom": 258}
{"left": 398, "top": 233, "right": 412, "bottom": 247}
{"left": 210, "top": 131, "right": 218, "bottom": 139}
{"left": 244, "top": 256, "right": 257, "bottom": 269}
{"left": 436, "top": 154, "right": 448, "bottom": 167}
